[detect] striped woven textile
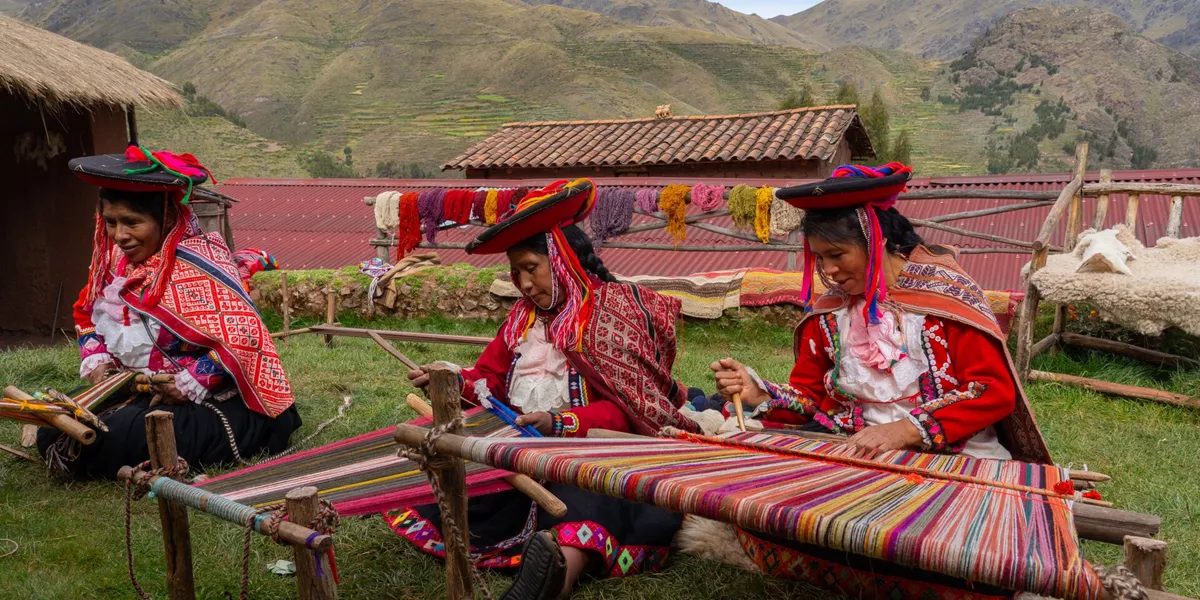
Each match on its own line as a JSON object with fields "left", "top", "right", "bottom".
{"left": 198, "top": 408, "right": 516, "bottom": 516}
{"left": 444, "top": 430, "right": 1103, "bottom": 599}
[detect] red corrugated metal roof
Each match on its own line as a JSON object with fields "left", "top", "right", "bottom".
{"left": 220, "top": 169, "right": 1200, "bottom": 290}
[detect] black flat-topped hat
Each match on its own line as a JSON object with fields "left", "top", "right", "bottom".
{"left": 466, "top": 178, "right": 597, "bottom": 255}
{"left": 69, "top": 145, "right": 212, "bottom": 195}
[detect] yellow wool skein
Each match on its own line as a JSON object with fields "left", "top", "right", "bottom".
{"left": 754, "top": 186, "right": 774, "bottom": 243}
{"left": 658, "top": 184, "right": 691, "bottom": 244}
{"left": 728, "top": 185, "right": 757, "bottom": 230}
{"left": 483, "top": 189, "right": 500, "bottom": 225}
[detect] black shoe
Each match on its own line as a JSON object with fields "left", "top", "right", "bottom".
{"left": 500, "top": 531, "right": 567, "bottom": 600}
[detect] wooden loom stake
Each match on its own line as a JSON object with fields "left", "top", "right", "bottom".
{"left": 731, "top": 392, "right": 747, "bottom": 432}
{"left": 428, "top": 366, "right": 473, "bottom": 600}
{"left": 286, "top": 486, "right": 338, "bottom": 600}
{"left": 324, "top": 288, "right": 336, "bottom": 349}
{"left": 1123, "top": 535, "right": 1167, "bottom": 591}
{"left": 281, "top": 271, "right": 291, "bottom": 343}
{"left": 145, "top": 411, "right": 196, "bottom": 600}
{"left": 406, "top": 394, "right": 568, "bottom": 518}
{"left": 4, "top": 385, "right": 95, "bottom": 445}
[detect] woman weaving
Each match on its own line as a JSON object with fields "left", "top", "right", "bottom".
{"left": 398, "top": 179, "right": 700, "bottom": 600}
{"left": 38, "top": 147, "right": 301, "bottom": 479}
{"left": 710, "top": 163, "right": 1053, "bottom": 598}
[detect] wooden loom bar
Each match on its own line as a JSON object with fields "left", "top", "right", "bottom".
{"left": 404, "top": 393, "right": 569, "bottom": 519}
{"left": 281, "top": 272, "right": 291, "bottom": 341}
{"left": 3, "top": 385, "right": 95, "bottom": 445}
{"left": 271, "top": 327, "right": 314, "bottom": 339}
{"left": 407, "top": 425, "right": 1158, "bottom": 547}
{"left": 1028, "top": 370, "right": 1200, "bottom": 409}
{"left": 308, "top": 325, "right": 490, "bottom": 346}
{"left": 1061, "top": 333, "right": 1200, "bottom": 369}
{"left": 145, "top": 411, "right": 196, "bottom": 600}
{"left": 1123, "top": 535, "right": 1168, "bottom": 591}
{"left": 1092, "top": 169, "right": 1113, "bottom": 231}
{"left": 428, "top": 366, "right": 473, "bottom": 600}
{"left": 286, "top": 486, "right": 338, "bottom": 600}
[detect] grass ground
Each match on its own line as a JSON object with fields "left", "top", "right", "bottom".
{"left": 2, "top": 312, "right": 1198, "bottom": 599}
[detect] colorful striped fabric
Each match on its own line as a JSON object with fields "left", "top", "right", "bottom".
{"left": 198, "top": 408, "right": 517, "bottom": 516}
{"left": 447, "top": 431, "right": 1103, "bottom": 599}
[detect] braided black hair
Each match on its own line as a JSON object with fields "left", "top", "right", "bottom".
{"left": 510, "top": 224, "right": 618, "bottom": 283}
{"left": 801, "top": 206, "right": 924, "bottom": 255}
{"left": 98, "top": 188, "right": 170, "bottom": 227}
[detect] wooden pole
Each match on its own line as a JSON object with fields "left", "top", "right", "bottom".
{"left": 286, "top": 487, "right": 338, "bottom": 600}
{"left": 144, "top": 411, "right": 196, "bottom": 600}
{"left": 1014, "top": 285, "right": 1041, "bottom": 381}
{"left": 1092, "top": 169, "right": 1112, "bottom": 231}
{"left": 731, "top": 393, "right": 747, "bottom": 432}
{"left": 926, "top": 200, "right": 1056, "bottom": 224}
{"left": 405, "top": 394, "right": 569, "bottom": 519}
{"left": 1125, "top": 194, "right": 1140, "bottom": 229}
{"left": 3, "top": 385, "right": 95, "bottom": 445}
{"left": 308, "top": 325, "right": 491, "bottom": 347}
{"left": 1030, "top": 333, "right": 1060, "bottom": 359}
{"left": 324, "top": 289, "right": 336, "bottom": 349}
{"left": 1065, "top": 142, "right": 1089, "bottom": 251}
{"left": 1084, "top": 182, "right": 1200, "bottom": 195}
{"left": 1123, "top": 535, "right": 1167, "bottom": 591}
{"left": 785, "top": 229, "right": 799, "bottom": 271}
{"left": 280, "top": 272, "right": 291, "bottom": 342}
{"left": 1166, "top": 196, "right": 1185, "bottom": 239}
{"left": 428, "top": 366, "right": 473, "bottom": 600}
{"left": 1027, "top": 370, "right": 1200, "bottom": 409}
{"left": 1061, "top": 333, "right": 1200, "bottom": 369}
{"left": 909, "top": 218, "right": 1042, "bottom": 249}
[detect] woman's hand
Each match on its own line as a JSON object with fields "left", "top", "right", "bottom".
{"left": 709, "top": 358, "right": 767, "bottom": 407}
{"left": 407, "top": 367, "right": 430, "bottom": 390}
{"left": 514, "top": 412, "right": 554, "bottom": 436}
{"left": 85, "top": 362, "right": 116, "bottom": 385}
{"left": 845, "top": 420, "right": 924, "bottom": 458}
{"left": 149, "top": 376, "right": 190, "bottom": 407}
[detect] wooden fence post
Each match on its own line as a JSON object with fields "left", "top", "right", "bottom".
{"left": 324, "top": 288, "right": 336, "bottom": 349}
{"left": 428, "top": 366, "right": 473, "bottom": 600}
{"left": 1123, "top": 535, "right": 1167, "bottom": 591}
{"left": 1051, "top": 142, "right": 1090, "bottom": 347}
{"left": 280, "top": 272, "right": 291, "bottom": 343}
{"left": 145, "top": 411, "right": 196, "bottom": 600}
{"left": 1125, "top": 194, "right": 1140, "bottom": 229}
{"left": 1092, "top": 169, "right": 1112, "bottom": 231}
{"left": 287, "top": 486, "right": 338, "bottom": 600}
{"left": 1166, "top": 196, "right": 1184, "bottom": 239}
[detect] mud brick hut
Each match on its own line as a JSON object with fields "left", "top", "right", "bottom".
{"left": 0, "top": 15, "right": 182, "bottom": 338}
{"left": 443, "top": 105, "right": 875, "bottom": 180}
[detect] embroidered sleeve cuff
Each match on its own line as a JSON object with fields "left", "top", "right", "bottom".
{"left": 549, "top": 411, "right": 579, "bottom": 437}
{"left": 79, "top": 353, "right": 114, "bottom": 378}
{"left": 174, "top": 369, "right": 212, "bottom": 403}
{"left": 747, "top": 378, "right": 818, "bottom": 419}
{"left": 907, "top": 382, "right": 987, "bottom": 452}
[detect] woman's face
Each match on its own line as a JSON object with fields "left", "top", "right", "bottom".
{"left": 808, "top": 235, "right": 869, "bottom": 296}
{"left": 100, "top": 199, "right": 164, "bottom": 263}
{"left": 507, "top": 247, "right": 560, "bottom": 310}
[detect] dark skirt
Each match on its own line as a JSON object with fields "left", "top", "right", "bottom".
{"left": 36, "top": 392, "right": 302, "bottom": 479}
{"left": 735, "top": 528, "right": 1014, "bottom": 600}
{"left": 387, "top": 485, "right": 682, "bottom": 578}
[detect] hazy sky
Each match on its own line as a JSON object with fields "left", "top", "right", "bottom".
{"left": 714, "top": 0, "right": 825, "bottom": 18}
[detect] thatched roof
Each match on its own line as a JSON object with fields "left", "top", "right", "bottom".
{"left": 0, "top": 15, "right": 182, "bottom": 110}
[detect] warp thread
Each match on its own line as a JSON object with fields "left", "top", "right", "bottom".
{"left": 659, "top": 184, "right": 690, "bottom": 244}
{"left": 691, "top": 183, "right": 725, "bottom": 212}
{"left": 417, "top": 190, "right": 444, "bottom": 243}
{"left": 396, "top": 192, "right": 422, "bottom": 260}
{"left": 728, "top": 185, "right": 757, "bottom": 230}
{"left": 769, "top": 197, "right": 803, "bottom": 236}
{"left": 635, "top": 188, "right": 659, "bottom": 213}
{"left": 590, "top": 188, "right": 636, "bottom": 244}
{"left": 470, "top": 190, "right": 487, "bottom": 223}
{"left": 484, "top": 189, "right": 500, "bottom": 224}
{"left": 754, "top": 186, "right": 775, "bottom": 243}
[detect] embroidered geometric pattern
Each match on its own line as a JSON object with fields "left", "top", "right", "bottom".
{"left": 909, "top": 382, "right": 987, "bottom": 452}
{"left": 552, "top": 520, "right": 671, "bottom": 578}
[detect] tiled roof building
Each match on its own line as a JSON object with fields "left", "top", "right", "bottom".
{"left": 443, "top": 106, "right": 874, "bottom": 179}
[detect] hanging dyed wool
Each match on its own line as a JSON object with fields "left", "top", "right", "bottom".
{"left": 483, "top": 189, "right": 500, "bottom": 224}
{"left": 769, "top": 197, "right": 803, "bottom": 236}
{"left": 690, "top": 183, "right": 724, "bottom": 212}
{"left": 500, "top": 188, "right": 526, "bottom": 221}
{"left": 373, "top": 191, "right": 401, "bottom": 230}
{"left": 635, "top": 188, "right": 659, "bottom": 213}
{"left": 727, "top": 185, "right": 757, "bottom": 230}
{"left": 443, "top": 189, "right": 472, "bottom": 225}
{"left": 659, "top": 184, "right": 690, "bottom": 244}
{"left": 754, "top": 186, "right": 774, "bottom": 243}
{"left": 470, "top": 189, "right": 488, "bottom": 223}
{"left": 590, "top": 188, "right": 635, "bottom": 244}
{"left": 417, "top": 189, "right": 444, "bottom": 243}
{"left": 396, "top": 192, "right": 423, "bottom": 259}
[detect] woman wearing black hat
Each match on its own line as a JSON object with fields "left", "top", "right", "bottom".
{"left": 38, "top": 147, "right": 301, "bottom": 479}
{"left": 396, "top": 179, "right": 701, "bottom": 600}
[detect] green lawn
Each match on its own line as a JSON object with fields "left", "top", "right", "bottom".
{"left": 2, "top": 313, "right": 1198, "bottom": 599}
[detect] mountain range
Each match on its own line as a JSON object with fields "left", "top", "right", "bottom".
{"left": 7, "top": 0, "right": 1199, "bottom": 178}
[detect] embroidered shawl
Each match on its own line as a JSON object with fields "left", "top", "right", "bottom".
{"left": 804, "top": 245, "right": 1051, "bottom": 464}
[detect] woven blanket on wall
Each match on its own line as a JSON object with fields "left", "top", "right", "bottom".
{"left": 449, "top": 431, "right": 1102, "bottom": 599}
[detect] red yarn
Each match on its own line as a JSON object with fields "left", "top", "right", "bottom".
{"left": 396, "top": 192, "right": 422, "bottom": 260}
{"left": 1052, "top": 481, "right": 1075, "bottom": 495}
{"left": 1082, "top": 490, "right": 1103, "bottom": 501}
